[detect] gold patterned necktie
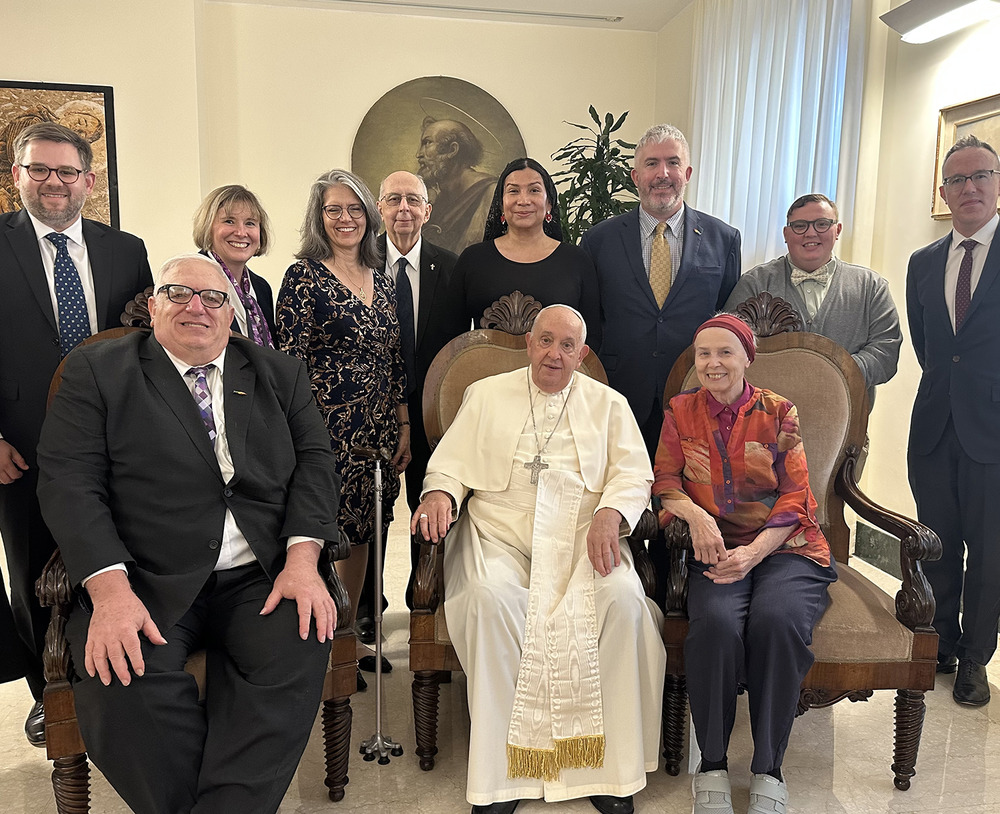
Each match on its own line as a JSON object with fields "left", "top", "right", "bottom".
{"left": 650, "top": 221, "right": 672, "bottom": 308}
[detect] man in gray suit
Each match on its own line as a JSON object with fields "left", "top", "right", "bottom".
{"left": 907, "top": 134, "right": 1000, "bottom": 707}
{"left": 725, "top": 193, "right": 901, "bottom": 407}
{"left": 0, "top": 122, "right": 151, "bottom": 744}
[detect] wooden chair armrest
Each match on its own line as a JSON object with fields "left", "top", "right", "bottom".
{"left": 625, "top": 509, "right": 658, "bottom": 600}
{"left": 34, "top": 549, "right": 75, "bottom": 683}
{"left": 661, "top": 517, "right": 692, "bottom": 616}
{"left": 412, "top": 532, "right": 444, "bottom": 613}
{"left": 835, "top": 445, "right": 941, "bottom": 631}
{"left": 318, "top": 543, "right": 352, "bottom": 632}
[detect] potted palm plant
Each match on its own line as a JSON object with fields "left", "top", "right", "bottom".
{"left": 551, "top": 108, "right": 639, "bottom": 244}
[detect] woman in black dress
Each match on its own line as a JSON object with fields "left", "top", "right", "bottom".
{"left": 276, "top": 169, "right": 409, "bottom": 663}
{"left": 456, "top": 158, "right": 601, "bottom": 350}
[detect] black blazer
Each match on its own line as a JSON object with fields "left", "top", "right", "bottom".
{"left": 0, "top": 209, "right": 152, "bottom": 468}
{"left": 37, "top": 332, "right": 341, "bottom": 633}
{"left": 907, "top": 232, "right": 1000, "bottom": 464}
{"left": 581, "top": 206, "right": 741, "bottom": 425}
{"left": 377, "top": 233, "right": 466, "bottom": 389}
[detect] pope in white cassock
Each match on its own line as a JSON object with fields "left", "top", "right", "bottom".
{"left": 411, "top": 305, "right": 666, "bottom": 814}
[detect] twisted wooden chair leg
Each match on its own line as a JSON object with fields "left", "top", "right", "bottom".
{"left": 662, "top": 673, "right": 687, "bottom": 776}
{"left": 51, "top": 753, "right": 90, "bottom": 814}
{"left": 323, "top": 696, "right": 352, "bottom": 802}
{"left": 892, "top": 689, "right": 925, "bottom": 791}
{"left": 412, "top": 670, "right": 443, "bottom": 771}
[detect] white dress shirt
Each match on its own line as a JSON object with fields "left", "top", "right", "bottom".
{"left": 385, "top": 236, "right": 422, "bottom": 340}
{"left": 26, "top": 211, "right": 98, "bottom": 334}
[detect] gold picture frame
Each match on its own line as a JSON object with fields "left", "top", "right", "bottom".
{"left": 933, "top": 92, "right": 1000, "bottom": 220}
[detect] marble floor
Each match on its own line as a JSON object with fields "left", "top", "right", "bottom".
{"left": 3, "top": 495, "right": 999, "bottom": 813}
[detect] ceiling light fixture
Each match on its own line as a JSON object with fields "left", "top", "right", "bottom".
{"left": 881, "top": 0, "right": 1000, "bottom": 44}
{"left": 326, "top": 0, "right": 623, "bottom": 24}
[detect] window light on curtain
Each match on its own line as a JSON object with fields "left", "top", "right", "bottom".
{"left": 688, "top": 0, "right": 864, "bottom": 268}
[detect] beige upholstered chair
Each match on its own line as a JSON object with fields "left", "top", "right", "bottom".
{"left": 35, "top": 298, "right": 358, "bottom": 813}
{"left": 658, "top": 294, "right": 941, "bottom": 791}
{"left": 408, "top": 293, "right": 657, "bottom": 771}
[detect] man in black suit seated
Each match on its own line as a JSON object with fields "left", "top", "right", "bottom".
{"left": 37, "top": 254, "right": 341, "bottom": 814}
{"left": 354, "top": 171, "right": 466, "bottom": 650}
{"left": 0, "top": 122, "right": 152, "bottom": 745}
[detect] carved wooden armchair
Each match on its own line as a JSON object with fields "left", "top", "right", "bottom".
{"left": 408, "top": 292, "right": 658, "bottom": 771}
{"left": 34, "top": 291, "right": 359, "bottom": 813}
{"left": 658, "top": 293, "right": 941, "bottom": 790}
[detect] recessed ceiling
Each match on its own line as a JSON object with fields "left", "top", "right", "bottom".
{"left": 223, "top": 0, "right": 697, "bottom": 32}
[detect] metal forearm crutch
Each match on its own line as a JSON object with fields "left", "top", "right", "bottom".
{"left": 352, "top": 445, "right": 403, "bottom": 764}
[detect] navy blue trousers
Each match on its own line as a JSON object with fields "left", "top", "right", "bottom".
{"left": 685, "top": 552, "right": 835, "bottom": 774}
{"left": 909, "top": 417, "right": 1000, "bottom": 666}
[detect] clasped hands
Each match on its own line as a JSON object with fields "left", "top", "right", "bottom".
{"left": 83, "top": 541, "right": 335, "bottom": 687}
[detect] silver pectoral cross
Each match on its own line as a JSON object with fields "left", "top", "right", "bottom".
{"left": 524, "top": 454, "right": 548, "bottom": 485}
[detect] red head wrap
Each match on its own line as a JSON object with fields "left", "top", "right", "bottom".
{"left": 693, "top": 314, "right": 756, "bottom": 363}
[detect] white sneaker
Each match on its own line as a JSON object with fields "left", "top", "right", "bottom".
{"left": 691, "top": 769, "right": 734, "bottom": 814}
{"left": 747, "top": 773, "right": 788, "bottom": 814}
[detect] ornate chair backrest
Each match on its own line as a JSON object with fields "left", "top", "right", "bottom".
{"left": 424, "top": 293, "right": 607, "bottom": 447}
{"left": 664, "top": 295, "right": 868, "bottom": 563}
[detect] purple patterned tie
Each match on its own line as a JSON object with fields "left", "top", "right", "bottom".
{"left": 187, "top": 366, "right": 217, "bottom": 441}
{"left": 955, "top": 239, "right": 977, "bottom": 330}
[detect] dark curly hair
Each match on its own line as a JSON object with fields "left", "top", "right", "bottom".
{"left": 482, "top": 158, "right": 564, "bottom": 242}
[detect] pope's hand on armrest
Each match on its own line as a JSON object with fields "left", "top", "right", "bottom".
{"left": 411, "top": 490, "right": 454, "bottom": 543}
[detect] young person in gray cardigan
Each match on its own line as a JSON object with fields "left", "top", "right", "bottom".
{"left": 725, "top": 193, "right": 901, "bottom": 407}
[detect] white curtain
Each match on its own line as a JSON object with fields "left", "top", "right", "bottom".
{"left": 689, "top": 0, "right": 866, "bottom": 268}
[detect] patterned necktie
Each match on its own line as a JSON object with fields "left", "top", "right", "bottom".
{"left": 649, "top": 221, "right": 672, "bottom": 308}
{"left": 212, "top": 251, "right": 274, "bottom": 348}
{"left": 395, "top": 257, "right": 417, "bottom": 398}
{"left": 187, "top": 366, "right": 217, "bottom": 442}
{"left": 955, "top": 238, "right": 977, "bottom": 330}
{"left": 45, "top": 232, "right": 91, "bottom": 357}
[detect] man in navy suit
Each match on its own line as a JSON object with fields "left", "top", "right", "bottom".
{"left": 37, "top": 254, "right": 340, "bottom": 812}
{"left": 0, "top": 122, "right": 151, "bottom": 744}
{"left": 907, "top": 134, "right": 1000, "bottom": 707}
{"left": 581, "top": 124, "right": 741, "bottom": 457}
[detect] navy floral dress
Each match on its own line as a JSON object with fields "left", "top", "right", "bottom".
{"left": 277, "top": 258, "right": 403, "bottom": 546}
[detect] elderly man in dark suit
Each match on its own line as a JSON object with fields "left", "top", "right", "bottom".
{"left": 353, "top": 171, "right": 466, "bottom": 648}
{"left": 37, "top": 254, "right": 341, "bottom": 813}
{"left": 0, "top": 122, "right": 151, "bottom": 744}
{"left": 581, "top": 123, "right": 741, "bottom": 458}
{"left": 907, "top": 134, "right": 1000, "bottom": 707}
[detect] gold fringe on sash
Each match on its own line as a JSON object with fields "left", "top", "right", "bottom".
{"left": 506, "top": 735, "right": 606, "bottom": 781}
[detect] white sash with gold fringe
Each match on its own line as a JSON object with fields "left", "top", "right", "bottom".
{"left": 505, "top": 468, "right": 605, "bottom": 780}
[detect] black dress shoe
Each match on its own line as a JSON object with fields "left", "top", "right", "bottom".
{"left": 953, "top": 659, "right": 990, "bottom": 706}
{"left": 356, "top": 616, "right": 376, "bottom": 645}
{"left": 358, "top": 654, "right": 393, "bottom": 673}
{"left": 356, "top": 669, "right": 368, "bottom": 692}
{"left": 590, "top": 795, "right": 634, "bottom": 814}
{"left": 471, "top": 801, "right": 520, "bottom": 814}
{"left": 24, "top": 700, "right": 45, "bottom": 748}
{"left": 937, "top": 654, "right": 959, "bottom": 674}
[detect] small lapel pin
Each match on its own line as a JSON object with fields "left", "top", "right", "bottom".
{"left": 694, "top": 228, "right": 703, "bottom": 235}
{"left": 232, "top": 390, "right": 247, "bottom": 396}
{"left": 430, "top": 263, "right": 435, "bottom": 271}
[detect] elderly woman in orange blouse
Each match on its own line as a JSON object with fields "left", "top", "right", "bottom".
{"left": 652, "top": 314, "right": 836, "bottom": 814}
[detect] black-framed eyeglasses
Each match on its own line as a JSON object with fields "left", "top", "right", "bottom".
{"left": 323, "top": 204, "right": 366, "bottom": 220}
{"left": 379, "top": 193, "right": 426, "bottom": 208}
{"left": 787, "top": 218, "right": 838, "bottom": 235}
{"left": 157, "top": 284, "right": 230, "bottom": 309}
{"left": 19, "top": 164, "right": 85, "bottom": 184}
{"left": 942, "top": 170, "right": 1000, "bottom": 190}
